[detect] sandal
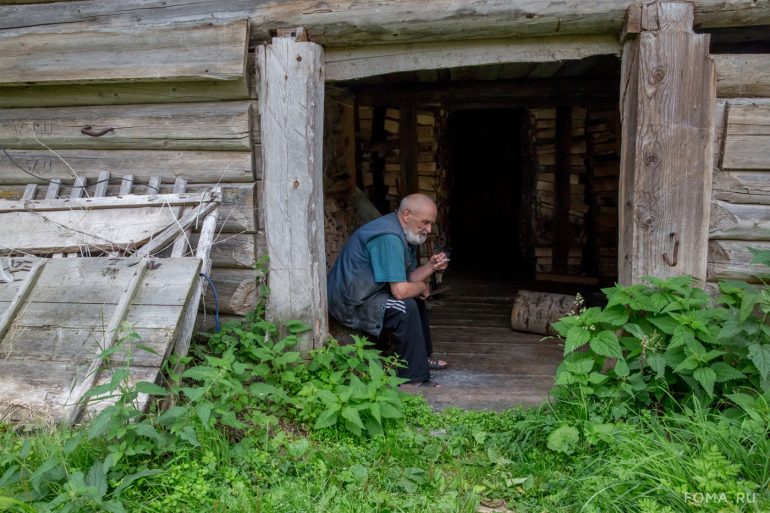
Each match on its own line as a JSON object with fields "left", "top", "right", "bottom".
{"left": 428, "top": 358, "right": 448, "bottom": 370}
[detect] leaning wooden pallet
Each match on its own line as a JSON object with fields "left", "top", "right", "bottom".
{"left": 0, "top": 173, "right": 221, "bottom": 425}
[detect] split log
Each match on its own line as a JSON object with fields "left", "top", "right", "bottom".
{"left": 0, "top": 20, "right": 249, "bottom": 86}
{"left": 188, "top": 231, "right": 264, "bottom": 269}
{"left": 510, "top": 290, "right": 578, "bottom": 336}
{"left": 707, "top": 240, "right": 770, "bottom": 282}
{"left": 0, "top": 101, "right": 254, "bottom": 151}
{"left": 710, "top": 200, "right": 770, "bottom": 240}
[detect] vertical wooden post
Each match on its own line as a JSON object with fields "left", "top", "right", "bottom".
{"left": 400, "top": 103, "right": 418, "bottom": 194}
{"left": 257, "top": 33, "right": 328, "bottom": 353}
{"left": 618, "top": 1, "right": 715, "bottom": 285}
{"left": 553, "top": 105, "right": 572, "bottom": 274}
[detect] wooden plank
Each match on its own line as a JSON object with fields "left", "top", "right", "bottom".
{"left": 70, "top": 175, "right": 87, "bottom": 199}
{"left": 258, "top": 36, "right": 328, "bottom": 352}
{"left": 64, "top": 258, "right": 149, "bottom": 424}
{"left": 0, "top": 259, "right": 45, "bottom": 341}
{"left": 0, "top": 101, "right": 252, "bottom": 151}
{"left": 0, "top": 20, "right": 249, "bottom": 86}
{"left": 0, "top": 207, "right": 183, "bottom": 255}
{"left": 714, "top": 54, "right": 770, "bottom": 98}
{"left": 171, "top": 178, "right": 191, "bottom": 257}
{"left": 172, "top": 197, "right": 218, "bottom": 358}
{"left": 0, "top": 149, "right": 254, "bottom": 184}
{"left": 0, "top": 80, "right": 249, "bottom": 109}
{"left": 135, "top": 193, "right": 221, "bottom": 256}
{"left": 118, "top": 174, "right": 134, "bottom": 196}
{"left": 2, "top": 1, "right": 769, "bottom": 47}
{"left": 710, "top": 200, "right": 770, "bottom": 240}
{"left": 0, "top": 326, "right": 174, "bottom": 367}
{"left": 712, "top": 170, "right": 770, "bottom": 204}
{"left": 0, "top": 182, "right": 256, "bottom": 234}
{"left": 618, "top": 2, "right": 715, "bottom": 285}
{"left": 722, "top": 103, "right": 770, "bottom": 169}
{"left": 93, "top": 170, "right": 110, "bottom": 197}
{"left": 0, "top": 191, "right": 214, "bottom": 213}
{"left": 0, "top": 357, "right": 157, "bottom": 424}
{"left": 399, "top": 104, "right": 418, "bottom": 194}
{"left": 708, "top": 240, "right": 770, "bottom": 282}
{"left": 325, "top": 35, "right": 619, "bottom": 81}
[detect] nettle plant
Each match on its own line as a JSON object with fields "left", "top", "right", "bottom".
{"left": 552, "top": 249, "right": 770, "bottom": 414}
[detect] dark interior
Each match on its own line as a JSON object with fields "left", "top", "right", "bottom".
{"left": 447, "top": 108, "right": 527, "bottom": 278}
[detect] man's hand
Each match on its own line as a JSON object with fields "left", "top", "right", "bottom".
{"left": 430, "top": 252, "right": 450, "bottom": 271}
{"left": 418, "top": 282, "right": 430, "bottom": 300}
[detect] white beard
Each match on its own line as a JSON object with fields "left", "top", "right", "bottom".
{"left": 404, "top": 229, "right": 427, "bottom": 245}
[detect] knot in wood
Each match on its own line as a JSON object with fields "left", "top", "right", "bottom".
{"left": 643, "top": 151, "right": 659, "bottom": 166}
{"left": 292, "top": 180, "right": 300, "bottom": 188}
{"left": 652, "top": 67, "right": 666, "bottom": 83}
{"left": 296, "top": 55, "right": 303, "bottom": 62}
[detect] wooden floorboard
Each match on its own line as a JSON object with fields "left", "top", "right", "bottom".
{"left": 413, "top": 271, "right": 567, "bottom": 410}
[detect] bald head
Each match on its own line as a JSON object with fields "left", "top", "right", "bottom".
{"left": 397, "top": 194, "right": 437, "bottom": 245}
{"left": 398, "top": 193, "right": 436, "bottom": 216}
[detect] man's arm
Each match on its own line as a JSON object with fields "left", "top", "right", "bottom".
{"left": 389, "top": 280, "right": 429, "bottom": 300}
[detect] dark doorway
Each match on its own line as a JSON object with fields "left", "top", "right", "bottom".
{"left": 447, "top": 109, "right": 528, "bottom": 278}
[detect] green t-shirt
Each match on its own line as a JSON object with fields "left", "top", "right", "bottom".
{"left": 365, "top": 234, "right": 416, "bottom": 283}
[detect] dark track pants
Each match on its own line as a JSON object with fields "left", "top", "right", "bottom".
{"left": 382, "top": 297, "right": 432, "bottom": 383}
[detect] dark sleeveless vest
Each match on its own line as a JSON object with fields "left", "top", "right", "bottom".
{"left": 327, "top": 212, "right": 413, "bottom": 335}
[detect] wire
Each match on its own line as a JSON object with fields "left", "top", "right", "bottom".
{"left": 200, "top": 272, "right": 221, "bottom": 333}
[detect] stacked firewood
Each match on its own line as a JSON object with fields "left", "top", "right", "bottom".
{"left": 586, "top": 106, "right": 620, "bottom": 279}
{"left": 531, "top": 107, "right": 589, "bottom": 274}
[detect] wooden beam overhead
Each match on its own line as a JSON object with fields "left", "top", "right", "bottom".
{"left": 325, "top": 35, "right": 620, "bottom": 81}
{"left": 353, "top": 77, "right": 619, "bottom": 107}
{"left": 2, "top": 0, "right": 770, "bottom": 47}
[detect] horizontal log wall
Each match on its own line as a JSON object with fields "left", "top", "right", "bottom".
{"left": 0, "top": 18, "right": 261, "bottom": 317}
{"left": 709, "top": 95, "right": 770, "bottom": 284}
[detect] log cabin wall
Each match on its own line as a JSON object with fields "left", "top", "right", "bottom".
{"left": 709, "top": 50, "right": 770, "bottom": 287}
{"left": 0, "top": 18, "right": 262, "bottom": 321}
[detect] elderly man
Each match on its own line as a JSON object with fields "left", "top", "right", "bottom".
{"left": 327, "top": 193, "right": 449, "bottom": 386}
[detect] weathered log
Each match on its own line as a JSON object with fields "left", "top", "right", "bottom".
{"left": 713, "top": 99, "right": 770, "bottom": 168}
{"left": 0, "top": 20, "right": 249, "bottom": 86}
{"left": 202, "top": 267, "right": 258, "bottom": 316}
{"left": 710, "top": 200, "right": 770, "bottom": 240}
{"left": 258, "top": 36, "right": 328, "bottom": 352}
{"left": 707, "top": 240, "right": 770, "bottom": 282}
{"left": 712, "top": 170, "right": 770, "bottom": 205}
{"left": 0, "top": 149, "right": 255, "bottom": 185}
{"left": 510, "top": 290, "right": 578, "bottom": 336}
{"left": 714, "top": 54, "right": 770, "bottom": 98}
{"left": 188, "top": 231, "right": 265, "bottom": 269}
{"left": 0, "top": 101, "right": 254, "bottom": 151}
{"left": 2, "top": 0, "right": 769, "bottom": 47}
{"left": 0, "top": 80, "right": 250, "bottom": 109}
{"left": 721, "top": 102, "right": 770, "bottom": 169}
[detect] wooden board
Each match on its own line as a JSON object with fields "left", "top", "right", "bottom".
{"left": 0, "top": 257, "right": 201, "bottom": 424}
{"left": 202, "top": 267, "right": 259, "bottom": 316}
{"left": 0, "top": 149, "right": 254, "bottom": 184}
{"left": 618, "top": 2, "right": 715, "bottom": 285}
{"left": 325, "top": 35, "right": 619, "bottom": 81}
{"left": 707, "top": 240, "right": 770, "bottom": 282}
{"left": 0, "top": 101, "right": 253, "bottom": 151}
{"left": 0, "top": 80, "right": 250, "bottom": 109}
{"left": 0, "top": 20, "right": 248, "bottom": 86}
{"left": 721, "top": 103, "right": 770, "bottom": 170}
{"left": 710, "top": 200, "right": 770, "bottom": 240}
{"left": 712, "top": 170, "right": 770, "bottom": 204}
